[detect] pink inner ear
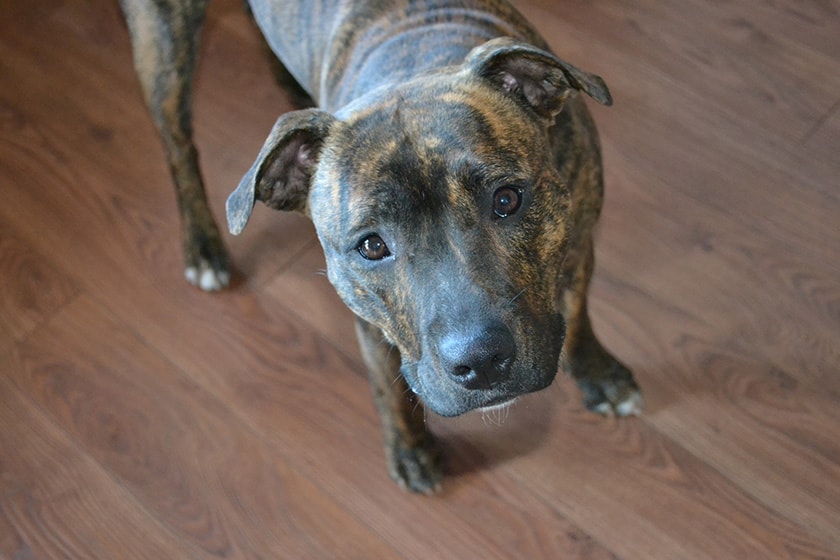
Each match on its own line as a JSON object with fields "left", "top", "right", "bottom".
{"left": 500, "top": 71, "right": 519, "bottom": 93}
{"left": 296, "top": 143, "right": 312, "bottom": 166}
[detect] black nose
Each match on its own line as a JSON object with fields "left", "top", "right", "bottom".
{"left": 440, "top": 323, "right": 516, "bottom": 390}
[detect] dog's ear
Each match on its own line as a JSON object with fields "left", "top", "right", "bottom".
{"left": 226, "top": 108, "right": 336, "bottom": 235}
{"left": 464, "top": 37, "right": 612, "bottom": 119}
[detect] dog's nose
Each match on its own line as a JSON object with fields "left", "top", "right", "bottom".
{"left": 440, "top": 323, "right": 516, "bottom": 390}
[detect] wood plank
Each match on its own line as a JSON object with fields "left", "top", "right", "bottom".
{"left": 683, "top": 0, "right": 840, "bottom": 65}
{"left": 0, "top": 372, "right": 212, "bottom": 560}
{"left": 589, "top": 160, "right": 840, "bottom": 392}
{"left": 651, "top": 389, "right": 840, "bottom": 551}
{"left": 263, "top": 243, "right": 362, "bottom": 362}
{"left": 590, "top": 264, "right": 840, "bottom": 548}
{"left": 6, "top": 296, "right": 402, "bottom": 559}
{"left": 432, "top": 387, "right": 839, "bottom": 559}
{"left": 1, "top": 0, "right": 839, "bottom": 558}
{"left": 803, "top": 99, "right": 840, "bottom": 165}
{"left": 0, "top": 229, "right": 78, "bottom": 354}
{"left": 517, "top": 1, "right": 840, "bottom": 260}
{"left": 522, "top": 0, "right": 840, "bottom": 141}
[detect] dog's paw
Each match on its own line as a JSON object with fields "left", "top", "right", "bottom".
{"left": 185, "top": 261, "right": 231, "bottom": 291}
{"left": 588, "top": 385, "right": 644, "bottom": 417}
{"left": 577, "top": 362, "right": 644, "bottom": 417}
{"left": 183, "top": 223, "right": 231, "bottom": 291}
{"left": 387, "top": 439, "right": 443, "bottom": 495}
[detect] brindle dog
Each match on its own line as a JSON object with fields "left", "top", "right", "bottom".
{"left": 120, "top": 0, "right": 643, "bottom": 493}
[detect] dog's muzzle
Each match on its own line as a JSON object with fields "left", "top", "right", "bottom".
{"left": 438, "top": 320, "right": 516, "bottom": 391}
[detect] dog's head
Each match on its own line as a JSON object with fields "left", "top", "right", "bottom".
{"left": 227, "top": 38, "right": 611, "bottom": 416}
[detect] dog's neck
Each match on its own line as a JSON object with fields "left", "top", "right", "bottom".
{"left": 318, "top": 7, "right": 524, "bottom": 111}
{"left": 250, "top": 0, "right": 539, "bottom": 111}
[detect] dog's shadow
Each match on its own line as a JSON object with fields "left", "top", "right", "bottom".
{"left": 430, "top": 384, "right": 564, "bottom": 482}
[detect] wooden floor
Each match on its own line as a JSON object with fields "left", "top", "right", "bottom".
{"left": 1, "top": 0, "right": 838, "bottom": 558}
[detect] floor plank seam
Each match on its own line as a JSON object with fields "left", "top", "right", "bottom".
{"left": 262, "top": 288, "right": 371, "bottom": 377}
{"left": 800, "top": 97, "right": 840, "bottom": 144}
{"left": 13, "top": 290, "right": 83, "bottom": 351}
{"left": 249, "top": 236, "right": 321, "bottom": 292}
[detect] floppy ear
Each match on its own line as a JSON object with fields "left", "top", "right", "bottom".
{"left": 226, "top": 108, "right": 336, "bottom": 235}
{"left": 464, "top": 37, "right": 612, "bottom": 119}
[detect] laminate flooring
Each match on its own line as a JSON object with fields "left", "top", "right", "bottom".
{"left": 1, "top": 1, "right": 838, "bottom": 558}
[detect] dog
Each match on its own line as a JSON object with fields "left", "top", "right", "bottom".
{"left": 120, "top": 0, "right": 643, "bottom": 493}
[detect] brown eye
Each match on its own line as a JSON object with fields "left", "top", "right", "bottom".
{"left": 358, "top": 234, "right": 391, "bottom": 260}
{"left": 492, "top": 186, "right": 523, "bottom": 218}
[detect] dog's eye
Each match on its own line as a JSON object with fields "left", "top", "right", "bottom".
{"left": 492, "top": 186, "right": 523, "bottom": 218}
{"left": 358, "top": 234, "right": 391, "bottom": 260}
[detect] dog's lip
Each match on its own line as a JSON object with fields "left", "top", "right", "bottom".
{"left": 478, "top": 396, "right": 518, "bottom": 412}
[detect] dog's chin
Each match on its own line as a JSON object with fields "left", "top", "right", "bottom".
{"left": 423, "top": 392, "right": 522, "bottom": 417}
{"left": 413, "top": 370, "right": 557, "bottom": 417}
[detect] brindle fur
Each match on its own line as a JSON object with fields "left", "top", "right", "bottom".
{"left": 120, "top": 0, "right": 230, "bottom": 290}
{"left": 121, "top": 0, "right": 642, "bottom": 493}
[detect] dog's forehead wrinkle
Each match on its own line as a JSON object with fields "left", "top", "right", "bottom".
{"left": 337, "top": 142, "right": 459, "bottom": 238}
{"left": 346, "top": 80, "right": 515, "bottom": 146}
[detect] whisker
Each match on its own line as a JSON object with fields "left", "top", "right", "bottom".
{"left": 480, "top": 400, "right": 513, "bottom": 426}
{"left": 507, "top": 288, "right": 527, "bottom": 306}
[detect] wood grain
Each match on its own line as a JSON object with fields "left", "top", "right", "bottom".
{"left": 0, "top": 373, "right": 214, "bottom": 560}
{"left": 0, "top": 228, "right": 78, "bottom": 354}
{"left": 1, "top": 0, "right": 838, "bottom": 558}
{"left": 5, "top": 296, "right": 402, "bottom": 559}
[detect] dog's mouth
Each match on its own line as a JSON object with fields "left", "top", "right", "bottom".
{"left": 404, "top": 358, "right": 557, "bottom": 417}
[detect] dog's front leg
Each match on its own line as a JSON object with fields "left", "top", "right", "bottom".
{"left": 120, "top": 0, "right": 230, "bottom": 290}
{"left": 563, "top": 240, "right": 643, "bottom": 416}
{"left": 354, "top": 317, "right": 442, "bottom": 494}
